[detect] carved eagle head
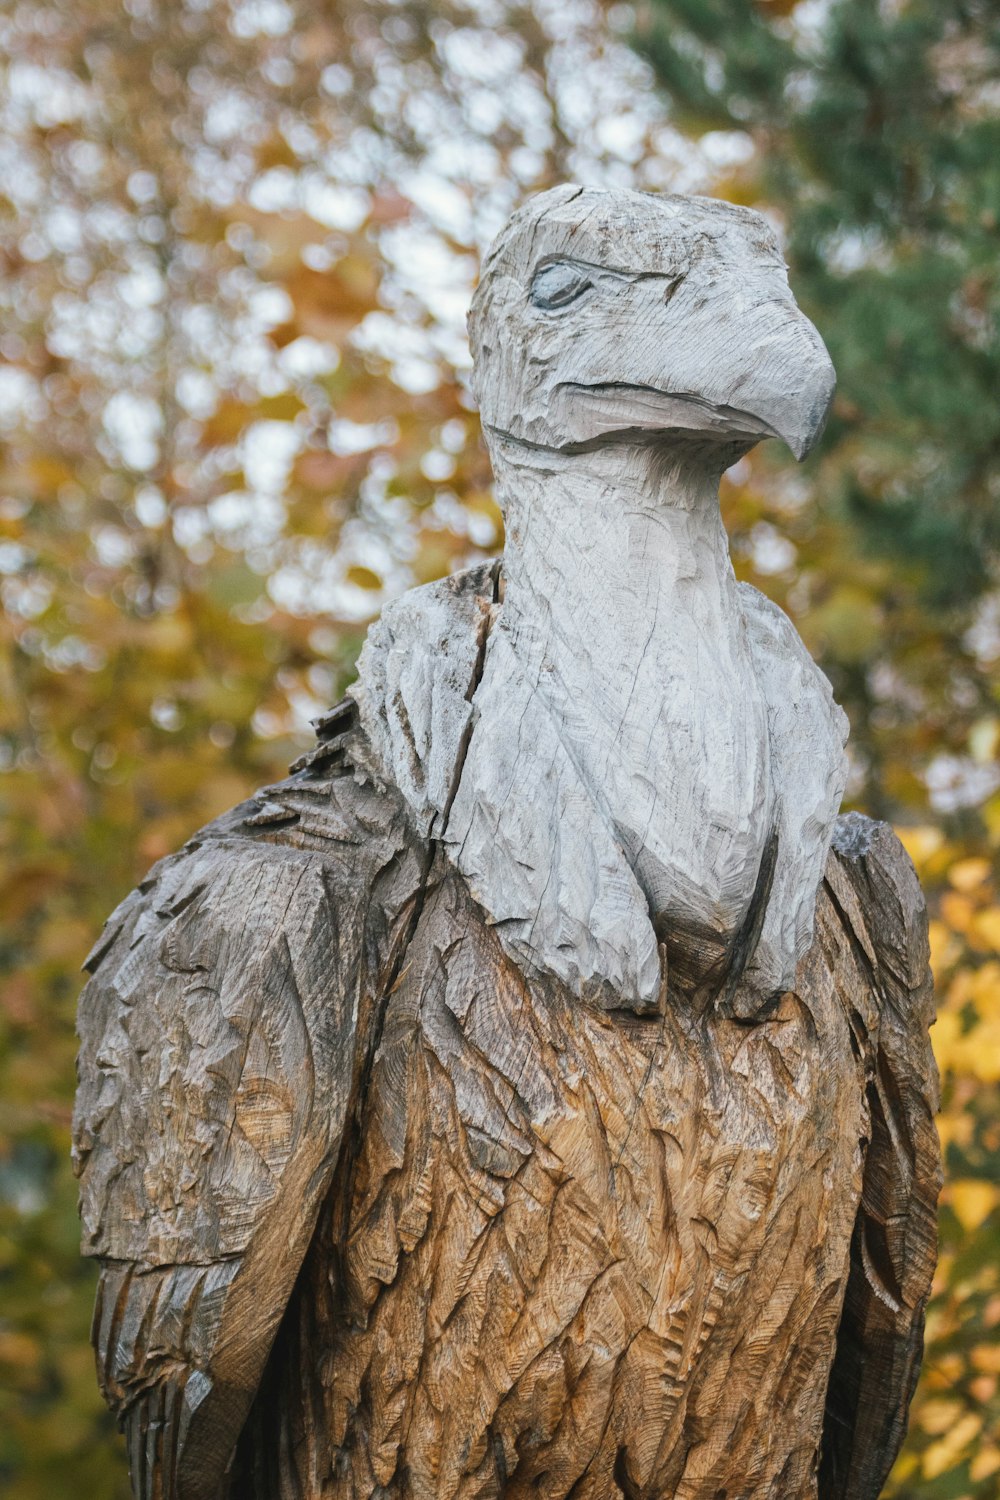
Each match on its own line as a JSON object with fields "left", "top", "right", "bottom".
{"left": 469, "top": 184, "right": 835, "bottom": 462}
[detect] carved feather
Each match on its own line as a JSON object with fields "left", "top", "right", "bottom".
{"left": 73, "top": 758, "right": 424, "bottom": 1497}
{"left": 820, "top": 814, "right": 941, "bottom": 1498}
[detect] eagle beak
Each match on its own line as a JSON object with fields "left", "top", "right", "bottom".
{"left": 735, "top": 303, "right": 836, "bottom": 462}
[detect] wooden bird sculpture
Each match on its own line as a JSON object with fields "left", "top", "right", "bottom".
{"left": 74, "top": 187, "right": 941, "bottom": 1500}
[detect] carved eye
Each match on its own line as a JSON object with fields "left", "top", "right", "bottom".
{"left": 529, "top": 261, "right": 592, "bottom": 311}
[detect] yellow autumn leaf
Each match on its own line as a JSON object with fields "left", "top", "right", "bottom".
{"left": 941, "top": 891, "right": 975, "bottom": 935}
{"left": 937, "top": 1111, "right": 975, "bottom": 1152}
{"left": 969, "top": 716, "right": 1000, "bottom": 763}
{"left": 973, "top": 1345, "right": 1000, "bottom": 1374}
{"left": 918, "top": 1397, "right": 964, "bottom": 1436}
{"left": 0, "top": 1329, "right": 42, "bottom": 1368}
{"left": 949, "top": 1180, "right": 1000, "bottom": 1230}
{"left": 929, "top": 918, "right": 961, "bottom": 978}
{"left": 896, "top": 824, "right": 945, "bottom": 870}
{"left": 949, "top": 856, "right": 992, "bottom": 892}
{"left": 922, "top": 1412, "right": 984, "bottom": 1480}
{"left": 973, "top": 906, "right": 1000, "bottom": 951}
{"left": 969, "top": 1373, "right": 997, "bottom": 1405}
{"left": 946, "top": 967, "right": 975, "bottom": 1009}
{"left": 969, "top": 962, "right": 1000, "bottom": 1019}
{"left": 971, "top": 1447, "right": 1000, "bottom": 1483}
{"left": 963, "top": 1025, "right": 1000, "bottom": 1081}
{"left": 931, "top": 1010, "right": 966, "bottom": 1074}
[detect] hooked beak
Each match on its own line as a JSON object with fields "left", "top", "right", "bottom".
{"left": 730, "top": 300, "right": 836, "bottom": 461}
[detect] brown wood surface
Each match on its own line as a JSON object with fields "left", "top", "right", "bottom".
{"left": 74, "top": 699, "right": 939, "bottom": 1500}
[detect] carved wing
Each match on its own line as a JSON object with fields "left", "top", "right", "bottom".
{"left": 73, "top": 733, "right": 422, "bottom": 1500}
{"left": 820, "top": 813, "right": 942, "bottom": 1499}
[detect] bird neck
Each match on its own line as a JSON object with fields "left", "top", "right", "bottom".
{"left": 491, "top": 438, "right": 741, "bottom": 680}
{"left": 486, "top": 433, "right": 770, "bottom": 957}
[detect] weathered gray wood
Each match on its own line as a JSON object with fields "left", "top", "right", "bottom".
{"left": 74, "top": 186, "right": 939, "bottom": 1500}
{"left": 458, "top": 187, "right": 845, "bottom": 1010}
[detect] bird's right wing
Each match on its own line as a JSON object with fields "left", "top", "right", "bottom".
{"left": 73, "top": 729, "right": 425, "bottom": 1500}
{"left": 819, "top": 814, "right": 942, "bottom": 1499}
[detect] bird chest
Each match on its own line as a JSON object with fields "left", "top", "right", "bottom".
{"left": 277, "top": 867, "right": 872, "bottom": 1500}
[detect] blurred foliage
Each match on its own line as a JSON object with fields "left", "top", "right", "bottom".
{"left": 0, "top": 0, "right": 997, "bottom": 1494}
{"left": 639, "top": 1, "right": 1000, "bottom": 1494}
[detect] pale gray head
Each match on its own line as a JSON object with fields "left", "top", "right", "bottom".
{"left": 469, "top": 185, "right": 835, "bottom": 464}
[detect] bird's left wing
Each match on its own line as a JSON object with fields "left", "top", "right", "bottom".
{"left": 73, "top": 733, "right": 424, "bottom": 1499}
{"left": 819, "top": 813, "right": 942, "bottom": 1499}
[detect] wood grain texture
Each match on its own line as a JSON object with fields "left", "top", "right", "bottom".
{"left": 73, "top": 746, "right": 429, "bottom": 1498}
{"left": 225, "top": 815, "right": 938, "bottom": 1500}
{"left": 74, "top": 186, "right": 940, "bottom": 1499}
{"left": 819, "top": 815, "right": 940, "bottom": 1498}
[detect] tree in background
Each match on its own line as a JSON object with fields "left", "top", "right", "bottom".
{"left": 635, "top": 2, "right": 1000, "bottom": 1494}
